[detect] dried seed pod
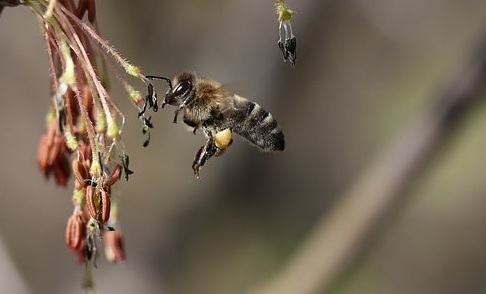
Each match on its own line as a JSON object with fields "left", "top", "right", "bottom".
{"left": 66, "top": 213, "right": 83, "bottom": 250}
{"left": 99, "top": 189, "right": 111, "bottom": 224}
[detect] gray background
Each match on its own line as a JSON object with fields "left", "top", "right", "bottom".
{"left": 2, "top": 0, "right": 486, "bottom": 293}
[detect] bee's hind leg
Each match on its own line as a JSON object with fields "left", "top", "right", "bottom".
{"left": 192, "top": 139, "right": 219, "bottom": 179}
{"left": 192, "top": 128, "right": 233, "bottom": 179}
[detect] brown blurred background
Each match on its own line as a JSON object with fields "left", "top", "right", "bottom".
{"left": 2, "top": 0, "right": 486, "bottom": 293}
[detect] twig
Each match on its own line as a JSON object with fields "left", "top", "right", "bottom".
{"left": 249, "top": 30, "right": 486, "bottom": 294}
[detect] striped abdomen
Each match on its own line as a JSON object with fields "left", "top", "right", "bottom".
{"left": 229, "top": 95, "right": 285, "bottom": 151}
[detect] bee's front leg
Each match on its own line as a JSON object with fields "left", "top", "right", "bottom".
{"left": 173, "top": 108, "right": 182, "bottom": 124}
{"left": 192, "top": 138, "right": 219, "bottom": 179}
{"left": 173, "top": 93, "right": 196, "bottom": 123}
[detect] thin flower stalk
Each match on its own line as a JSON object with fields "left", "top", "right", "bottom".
{"left": 276, "top": 0, "right": 297, "bottom": 68}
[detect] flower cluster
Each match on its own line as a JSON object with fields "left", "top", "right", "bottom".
{"left": 26, "top": 0, "right": 158, "bottom": 288}
{"left": 276, "top": 0, "right": 297, "bottom": 68}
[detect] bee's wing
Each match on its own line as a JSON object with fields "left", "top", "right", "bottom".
{"left": 220, "top": 95, "right": 285, "bottom": 151}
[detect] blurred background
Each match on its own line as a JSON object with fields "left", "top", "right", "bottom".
{"left": 2, "top": 0, "right": 486, "bottom": 293}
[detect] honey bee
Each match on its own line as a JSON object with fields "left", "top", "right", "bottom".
{"left": 147, "top": 72, "right": 285, "bottom": 178}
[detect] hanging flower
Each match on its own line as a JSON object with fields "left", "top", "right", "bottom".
{"left": 7, "top": 0, "right": 163, "bottom": 289}
{"left": 276, "top": 0, "right": 297, "bottom": 68}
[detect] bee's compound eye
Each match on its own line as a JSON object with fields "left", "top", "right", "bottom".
{"left": 173, "top": 81, "right": 192, "bottom": 97}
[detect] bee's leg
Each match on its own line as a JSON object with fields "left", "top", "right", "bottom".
{"left": 192, "top": 139, "right": 219, "bottom": 179}
{"left": 174, "top": 93, "right": 196, "bottom": 123}
{"left": 173, "top": 107, "right": 182, "bottom": 123}
{"left": 192, "top": 128, "right": 232, "bottom": 178}
{"left": 182, "top": 117, "right": 199, "bottom": 134}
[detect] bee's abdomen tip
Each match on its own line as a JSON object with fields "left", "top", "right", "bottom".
{"left": 273, "top": 137, "right": 285, "bottom": 151}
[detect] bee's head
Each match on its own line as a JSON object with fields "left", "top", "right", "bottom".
{"left": 163, "top": 72, "right": 196, "bottom": 107}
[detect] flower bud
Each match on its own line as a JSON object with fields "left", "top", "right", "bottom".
{"left": 99, "top": 189, "right": 111, "bottom": 224}
{"left": 85, "top": 185, "right": 99, "bottom": 221}
{"left": 66, "top": 212, "right": 84, "bottom": 250}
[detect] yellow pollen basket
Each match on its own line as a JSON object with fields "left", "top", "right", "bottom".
{"left": 214, "top": 128, "right": 232, "bottom": 150}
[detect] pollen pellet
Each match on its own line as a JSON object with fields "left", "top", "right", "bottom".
{"left": 214, "top": 128, "right": 232, "bottom": 150}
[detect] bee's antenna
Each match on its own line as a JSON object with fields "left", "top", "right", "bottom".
{"left": 146, "top": 75, "right": 173, "bottom": 89}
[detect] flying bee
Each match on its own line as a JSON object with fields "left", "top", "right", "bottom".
{"left": 147, "top": 72, "right": 285, "bottom": 178}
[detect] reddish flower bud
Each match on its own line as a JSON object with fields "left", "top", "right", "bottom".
{"left": 37, "top": 119, "right": 57, "bottom": 171}
{"left": 37, "top": 135, "right": 49, "bottom": 171}
{"left": 53, "top": 154, "right": 71, "bottom": 187}
{"left": 85, "top": 185, "right": 99, "bottom": 221}
{"left": 66, "top": 212, "right": 84, "bottom": 250}
{"left": 73, "top": 158, "right": 89, "bottom": 188}
{"left": 99, "top": 189, "right": 111, "bottom": 224}
{"left": 37, "top": 118, "right": 71, "bottom": 186}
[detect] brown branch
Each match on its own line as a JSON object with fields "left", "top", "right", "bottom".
{"left": 249, "top": 30, "right": 486, "bottom": 294}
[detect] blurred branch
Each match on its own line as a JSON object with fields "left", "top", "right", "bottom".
{"left": 249, "top": 30, "right": 486, "bottom": 294}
